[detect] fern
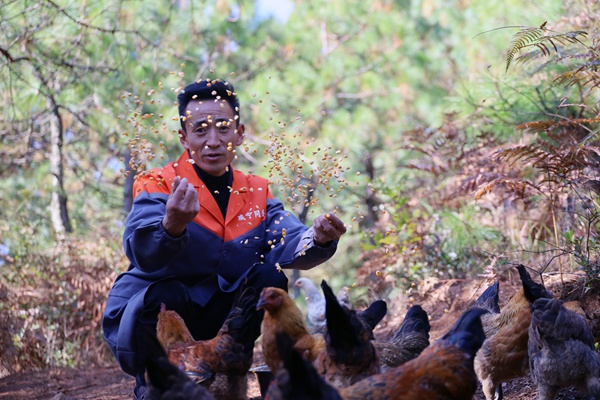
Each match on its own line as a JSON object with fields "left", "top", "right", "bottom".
{"left": 504, "top": 22, "right": 589, "bottom": 72}
{"left": 506, "top": 24, "right": 547, "bottom": 72}
{"left": 474, "top": 178, "right": 533, "bottom": 201}
{"left": 517, "top": 117, "right": 600, "bottom": 135}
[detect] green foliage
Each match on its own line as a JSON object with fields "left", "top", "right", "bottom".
{"left": 1, "top": 0, "right": 581, "bottom": 374}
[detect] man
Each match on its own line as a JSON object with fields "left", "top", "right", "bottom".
{"left": 102, "top": 78, "right": 347, "bottom": 399}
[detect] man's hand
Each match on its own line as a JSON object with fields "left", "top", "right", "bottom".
{"left": 313, "top": 212, "right": 347, "bottom": 246}
{"left": 162, "top": 177, "right": 199, "bottom": 237}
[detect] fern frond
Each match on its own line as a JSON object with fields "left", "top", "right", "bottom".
{"left": 581, "top": 128, "right": 600, "bottom": 144}
{"left": 554, "top": 69, "right": 600, "bottom": 90}
{"left": 493, "top": 145, "right": 549, "bottom": 166}
{"left": 474, "top": 178, "right": 532, "bottom": 200}
{"left": 505, "top": 27, "right": 589, "bottom": 72}
{"left": 506, "top": 27, "right": 546, "bottom": 72}
{"left": 517, "top": 117, "right": 600, "bottom": 133}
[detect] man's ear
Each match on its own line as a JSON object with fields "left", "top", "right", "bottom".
{"left": 235, "top": 123, "right": 245, "bottom": 146}
{"left": 178, "top": 129, "right": 189, "bottom": 149}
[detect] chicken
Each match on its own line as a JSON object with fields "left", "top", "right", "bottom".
{"left": 474, "top": 277, "right": 535, "bottom": 400}
{"left": 141, "top": 325, "right": 215, "bottom": 400}
{"left": 157, "top": 286, "right": 260, "bottom": 400}
{"left": 516, "top": 264, "right": 553, "bottom": 303}
{"left": 472, "top": 280, "right": 501, "bottom": 315}
{"left": 357, "top": 297, "right": 388, "bottom": 331}
{"left": 336, "top": 285, "right": 352, "bottom": 309}
{"left": 373, "top": 304, "right": 430, "bottom": 370}
{"left": 157, "top": 303, "right": 195, "bottom": 348}
{"left": 313, "top": 280, "right": 386, "bottom": 387}
{"left": 257, "top": 286, "right": 325, "bottom": 375}
{"left": 518, "top": 265, "right": 600, "bottom": 399}
{"left": 263, "top": 331, "right": 344, "bottom": 400}
{"left": 338, "top": 307, "right": 488, "bottom": 400}
{"left": 294, "top": 277, "right": 354, "bottom": 333}
{"left": 294, "top": 277, "right": 326, "bottom": 331}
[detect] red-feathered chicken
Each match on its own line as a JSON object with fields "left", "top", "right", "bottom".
{"left": 257, "top": 286, "right": 325, "bottom": 375}
{"left": 313, "top": 279, "right": 387, "bottom": 387}
{"left": 518, "top": 264, "right": 600, "bottom": 400}
{"left": 141, "top": 325, "right": 215, "bottom": 400}
{"left": 156, "top": 286, "right": 260, "bottom": 400}
{"left": 338, "top": 307, "right": 488, "bottom": 400}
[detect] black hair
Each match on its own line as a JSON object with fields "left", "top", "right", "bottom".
{"left": 176, "top": 79, "right": 240, "bottom": 131}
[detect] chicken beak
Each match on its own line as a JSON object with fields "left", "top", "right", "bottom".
{"left": 256, "top": 297, "right": 266, "bottom": 310}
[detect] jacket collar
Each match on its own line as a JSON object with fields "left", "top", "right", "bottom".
{"left": 173, "top": 151, "right": 248, "bottom": 225}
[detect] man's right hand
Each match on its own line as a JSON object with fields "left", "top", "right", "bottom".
{"left": 162, "top": 176, "right": 199, "bottom": 237}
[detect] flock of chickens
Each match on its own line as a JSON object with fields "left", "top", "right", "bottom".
{"left": 141, "top": 265, "right": 600, "bottom": 400}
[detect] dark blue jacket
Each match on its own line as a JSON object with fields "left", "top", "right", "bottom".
{"left": 102, "top": 152, "right": 336, "bottom": 375}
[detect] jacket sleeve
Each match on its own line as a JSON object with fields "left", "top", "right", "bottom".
{"left": 263, "top": 196, "right": 337, "bottom": 271}
{"left": 123, "top": 191, "right": 189, "bottom": 273}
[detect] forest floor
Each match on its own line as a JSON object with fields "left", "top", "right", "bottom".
{"left": 0, "top": 271, "right": 598, "bottom": 400}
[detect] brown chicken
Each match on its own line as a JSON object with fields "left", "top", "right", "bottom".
{"left": 518, "top": 265, "right": 600, "bottom": 400}
{"left": 266, "top": 307, "right": 485, "bottom": 400}
{"left": 257, "top": 286, "right": 325, "bottom": 375}
{"left": 141, "top": 325, "right": 215, "bottom": 400}
{"left": 156, "top": 286, "right": 260, "bottom": 400}
{"left": 157, "top": 303, "right": 195, "bottom": 348}
{"left": 474, "top": 275, "right": 536, "bottom": 400}
{"left": 313, "top": 279, "right": 387, "bottom": 387}
{"left": 373, "top": 304, "right": 430, "bottom": 371}
{"left": 338, "top": 307, "right": 488, "bottom": 400}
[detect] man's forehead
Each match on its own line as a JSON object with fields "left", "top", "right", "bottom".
{"left": 186, "top": 101, "right": 235, "bottom": 116}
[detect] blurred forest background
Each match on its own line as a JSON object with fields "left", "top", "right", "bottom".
{"left": 1, "top": 0, "right": 598, "bottom": 378}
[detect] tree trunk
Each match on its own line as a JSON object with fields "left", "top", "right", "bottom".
{"left": 49, "top": 108, "right": 72, "bottom": 236}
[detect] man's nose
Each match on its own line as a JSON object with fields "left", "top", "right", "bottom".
{"left": 205, "top": 128, "right": 220, "bottom": 147}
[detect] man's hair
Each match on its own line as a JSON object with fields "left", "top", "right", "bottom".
{"left": 177, "top": 79, "right": 240, "bottom": 131}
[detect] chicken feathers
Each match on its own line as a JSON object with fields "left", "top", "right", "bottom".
{"left": 518, "top": 265, "right": 600, "bottom": 400}
{"left": 374, "top": 304, "right": 431, "bottom": 371}
{"left": 294, "top": 277, "right": 355, "bottom": 333}
{"left": 141, "top": 325, "right": 215, "bottom": 400}
{"left": 263, "top": 331, "right": 344, "bottom": 400}
{"left": 294, "top": 277, "right": 327, "bottom": 330}
{"left": 314, "top": 280, "right": 385, "bottom": 387}
{"left": 159, "top": 286, "right": 260, "bottom": 400}
{"left": 472, "top": 279, "right": 521, "bottom": 400}
{"left": 257, "top": 286, "right": 325, "bottom": 375}
{"left": 339, "top": 307, "right": 487, "bottom": 400}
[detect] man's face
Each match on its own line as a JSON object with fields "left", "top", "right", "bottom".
{"left": 179, "top": 98, "right": 244, "bottom": 176}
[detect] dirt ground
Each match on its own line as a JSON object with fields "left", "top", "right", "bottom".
{"left": 1, "top": 271, "right": 598, "bottom": 400}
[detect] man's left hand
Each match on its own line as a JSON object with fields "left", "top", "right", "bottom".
{"left": 313, "top": 212, "right": 347, "bottom": 246}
